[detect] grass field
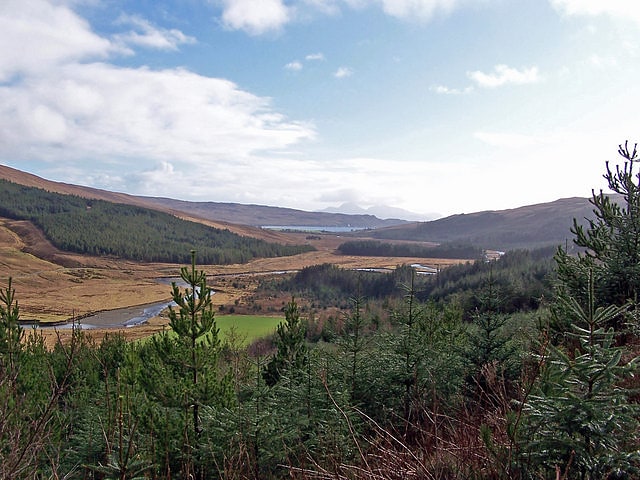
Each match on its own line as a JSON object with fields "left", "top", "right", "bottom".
{"left": 216, "top": 314, "right": 280, "bottom": 344}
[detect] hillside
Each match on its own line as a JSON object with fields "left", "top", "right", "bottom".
{"left": 141, "top": 197, "right": 407, "bottom": 228}
{"left": 0, "top": 164, "right": 405, "bottom": 232}
{"left": 361, "top": 196, "right": 610, "bottom": 251}
{"left": 0, "top": 178, "right": 313, "bottom": 264}
{"left": 0, "top": 164, "right": 612, "bottom": 252}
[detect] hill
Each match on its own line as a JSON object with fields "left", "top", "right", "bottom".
{"left": 360, "top": 196, "right": 610, "bottom": 251}
{"left": 0, "top": 164, "right": 611, "bottom": 252}
{"left": 140, "top": 197, "right": 408, "bottom": 228}
{"left": 0, "top": 165, "right": 406, "bottom": 231}
{"left": 0, "top": 178, "right": 313, "bottom": 264}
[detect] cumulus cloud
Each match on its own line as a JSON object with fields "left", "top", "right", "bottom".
{"left": 0, "top": 63, "right": 314, "bottom": 164}
{"left": 377, "top": 0, "right": 461, "bottom": 21}
{"left": 334, "top": 66, "right": 354, "bottom": 78}
{"left": 220, "top": 0, "right": 291, "bottom": 35}
{"left": 216, "top": 0, "right": 481, "bottom": 34}
{"left": 113, "top": 15, "right": 196, "bottom": 51}
{"left": 285, "top": 61, "right": 304, "bottom": 71}
{"left": 467, "top": 64, "right": 541, "bottom": 88}
{"left": 0, "top": 0, "right": 113, "bottom": 81}
{"left": 0, "top": 0, "right": 316, "bottom": 201}
{"left": 430, "top": 84, "right": 473, "bottom": 95}
{"left": 550, "top": 0, "right": 640, "bottom": 25}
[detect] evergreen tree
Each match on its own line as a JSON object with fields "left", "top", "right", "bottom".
{"left": 142, "top": 251, "right": 233, "bottom": 478}
{"left": 556, "top": 141, "right": 640, "bottom": 330}
{"left": 263, "top": 297, "right": 307, "bottom": 386}
{"left": 522, "top": 271, "right": 640, "bottom": 479}
{"left": 0, "top": 277, "right": 23, "bottom": 373}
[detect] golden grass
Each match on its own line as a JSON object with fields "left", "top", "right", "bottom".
{"left": 0, "top": 219, "right": 467, "bottom": 348}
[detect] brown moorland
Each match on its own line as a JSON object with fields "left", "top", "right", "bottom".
{"left": 0, "top": 164, "right": 470, "bottom": 346}
{"left": 0, "top": 215, "right": 465, "bottom": 348}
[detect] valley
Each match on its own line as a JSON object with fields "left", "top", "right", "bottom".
{"left": 0, "top": 215, "right": 462, "bottom": 347}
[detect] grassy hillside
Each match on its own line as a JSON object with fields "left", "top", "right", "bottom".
{"left": 0, "top": 179, "right": 314, "bottom": 264}
{"left": 361, "top": 196, "right": 611, "bottom": 250}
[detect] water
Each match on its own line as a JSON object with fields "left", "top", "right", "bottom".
{"left": 261, "top": 225, "right": 368, "bottom": 233}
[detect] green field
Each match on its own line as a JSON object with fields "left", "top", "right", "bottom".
{"left": 215, "top": 314, "right": 280, "bottom": 344}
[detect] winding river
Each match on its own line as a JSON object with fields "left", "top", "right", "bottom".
{"left": 27, "top": 277, "right": 185, "bottom": 330}
{"left": 30, "top": 300, "right": 176, "bottom": 330}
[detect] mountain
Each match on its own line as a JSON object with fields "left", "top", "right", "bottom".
{"left": 0, "top": 165, "right": 406, "bottom": 230}
{"left": 322, "top": 202, "right": 439, "bottom": 221}
{"left": 361, "top": 196, "right": 611, "bottom": 251}
{"left": 0, "top": 164, "right": 610, "bottom": 251}
{"left": 140, "top": 197, "right": 408, "bottom": 229}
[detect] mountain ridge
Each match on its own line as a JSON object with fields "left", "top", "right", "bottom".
{"left": 0, "top": 164, "right": 605, "bottom": 251}
{"left": 0, "top": 164, "right": 407, "bottom": 230}
{"left": 362, "top": 196, "right": 611, "bottom": 250}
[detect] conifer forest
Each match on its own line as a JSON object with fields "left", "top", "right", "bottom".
{"left": 3, "top": 143, "right": 640, "bottom": 479}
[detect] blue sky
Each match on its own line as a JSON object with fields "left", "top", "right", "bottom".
{"left": 2, "top": 1, "right": 640, "bottom": 219}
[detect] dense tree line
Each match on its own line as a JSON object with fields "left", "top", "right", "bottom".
{"left": 0, "top": 180, "right": 313, "bottom": 264}
{"left": 2, "top": 142, "right": 640, "bottom": 479}
{"left": 257, "top": 263, "right": 417, "bottom": 308}
{"left": 337, "top": 239, "right": 482, "bottom": 259}
{"left": 420, "top": 246, "right": 557, "bottom": 317}
{"left": 257, "top": 247, "right": 555, "bottom": 318}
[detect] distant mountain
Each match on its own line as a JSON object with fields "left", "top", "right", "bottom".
{"left": 322, "top": 202, "right": 439, "bottom": 221}
{"left": 0, "top": 164, "right": 614, "bottom": 251}
{"left": 361, "top": 196, "right": 613, "bottom": 251}
{"left": 0, "top": 164, "right": 407, "bottom": 230}
{"left": 142, "top": 197, "right": 408, "bottom": 229}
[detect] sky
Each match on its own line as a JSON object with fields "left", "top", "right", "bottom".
{"left": 2, "top": 0, "right": 640, "bottom": 219}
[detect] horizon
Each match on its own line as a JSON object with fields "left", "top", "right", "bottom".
{"left": 2, "top": 1, "right": 640, "bottom": 217}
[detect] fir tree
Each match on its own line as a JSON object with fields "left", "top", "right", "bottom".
{"left": 523, "top": 271, "right": 640, "bottom": 479}
{"left": 145, "top": 251, "right": 233, "bottom": 478}
{"left": 556, "top": 141, "right": 640, "bottom": 331}
{"left": 263, "top": 297, "right": 307, "bottom": 387}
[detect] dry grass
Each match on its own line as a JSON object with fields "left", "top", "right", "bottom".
{"left": 0, "top": 218, "right": 466, "bottom": 348}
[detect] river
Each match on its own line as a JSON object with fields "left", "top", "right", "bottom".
{"left": 27, "top": 300, "right": 176, "bottom": 330}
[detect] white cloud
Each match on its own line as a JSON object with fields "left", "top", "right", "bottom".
{"left": 467, "top": 64, "right": 541, "bottom": 88}
{"left": 0, "top": 1, "right": 316, "bottom": 201}
{"left": 285, "top": 61, "right": 304, "bottom": 71}
{"left": 216, "top": 0, "right": 482, "bottom": 34}
{"left": 220, "top": 0, "right": 291, "bottom": 35}
{"left": 550, "top": 0, "right": 640, "bottom": 25}
{"left": 0, "top": 63, "right": 315, "bottom": 165}
{"left": 305, "top": 52, "right": 325, "bottom": 61}
{"left": 0, "top": 0, "right": 113, "bottom": 81}
{"left": 377, "top": 0, "right": 461, "bottom": 21}
{"left": 334, "top": 66, "right": 354, "bottom": 78}
{"left": 430, "top": 84, "right": 473, "bottom": 95}
{"left": 113, "top": 15, "right": 196, "bottom": 51}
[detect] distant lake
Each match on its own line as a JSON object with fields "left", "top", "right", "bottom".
{"left": 261, "top": 225, "right": 368, "bottom": 233}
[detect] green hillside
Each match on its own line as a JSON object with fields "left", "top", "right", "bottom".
{"left": 0, "top": 179, "right": 313, "bottom": 264}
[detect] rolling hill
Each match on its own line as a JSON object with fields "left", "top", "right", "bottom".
{"left": 361, "top": 196, "right": 610, "bottom": 251}
{"left": 0, "top": 164, "right": 610, "bottom": 252}
{"left": 140, "top": 197, "right": 408, "bottom": 229}
{"left": 0, "top": 165, "right": 406, "bottom": 231}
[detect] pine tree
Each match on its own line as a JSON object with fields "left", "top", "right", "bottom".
{"left": 556, "top": 141, "right": 640, "bottom": 331}
{"left": 522, "top": 271, "right": 640, "bottom": 479}
{"left": 0, "top": 277, "right": 23, "bottom": 373}
{"left": 145, "top": 251, "right": 233, "bottom": 478}
{"left": 263, "top": 297, "right": 307, "bottom": 386}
